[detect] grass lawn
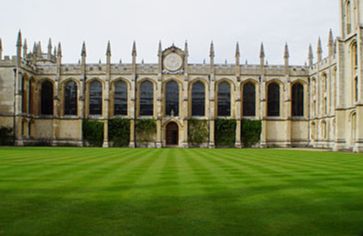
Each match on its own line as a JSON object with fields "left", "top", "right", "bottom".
{"left": 0, "top": 148, "right": 362, "bottom": 236}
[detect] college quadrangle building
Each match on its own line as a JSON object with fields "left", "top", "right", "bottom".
{"left": 0, "top": 0, "right": 362, "bottom": 152}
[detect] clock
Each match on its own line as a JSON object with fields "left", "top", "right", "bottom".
{"left": 163, "top": 53, "right": 183, "bottom": 72}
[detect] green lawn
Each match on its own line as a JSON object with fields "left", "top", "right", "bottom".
{"left": 0, "top": 148, "right": 362, "bottom": 236}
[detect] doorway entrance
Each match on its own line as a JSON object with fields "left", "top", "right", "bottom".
{"left": 166, "top": 122, "right": 179, "bottom": 146}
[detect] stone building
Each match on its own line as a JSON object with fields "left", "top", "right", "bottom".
{"left": 0, "top": 0, "right": 362, "bottom": 151}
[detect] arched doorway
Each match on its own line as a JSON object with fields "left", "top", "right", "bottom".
{"left": 166, "top": 122, "right": 179, "bottom": 146}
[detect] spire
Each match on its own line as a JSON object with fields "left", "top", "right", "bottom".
{"left": 48, "top": 38, "right": 52, "bottom": 53}
{"left": 158, "top": 40, "right": 163, "bottom": 57}
{"left": 23, "top": 39, "right": 28, "bottom": 58}
{"left": 184, "top": 40, "right": 189, "bottom": 56}
{"left": 53, "top": 46, "right": 57, "bottom": 57}
{"left": 317, "top": 37, "right": 323, "bottom": 62}
{"left": 235, "top": 42, "right": 240, "bottom": 58}
{"left": 260, "top": 43, "right": 265, "bottom": 58}
{"left": 32, "top": 42, "right": 35, "bottom": 53}
{"left": 57, "top": 42, "right": 62, "bottom": 57}
{"left": 209, "top": 41, "right": 215, "bottom": 58}
{"left": 235, "top": 42, "right": 240, "bottom": 67}
{"left": 47, "top": 38, "right": 52, "bottom": 59}
{"left": 284, "top": 43, "right": 289, "bottom": 58}
{"left": 328, "top": 29, "right": 334, "bottom": 56}
{"left": 132, "top": 41, "right": 137, "bottom": 57}
{"left": 81, "top": 41, "right": 86, "bottom": 57}
{"left": 37, "top": 41, "right": 42, "bottom": 57}
{"left": 16, "top": 30, "right": 22, "bottom": 62}
{"left": 16, "top": 30, "right": 22, "bottom": 47}
{"left": 308, "top": 44, "right": 314, "bottom": 66}
{"left": 106, "top": 40, "right": 111, "bottom": 56}
{"left": 106, "top": 41, "right": 111, "bottom": 65}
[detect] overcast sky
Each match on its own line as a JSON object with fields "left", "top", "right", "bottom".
{"left": 0, "top": 0, "right": 339, "bottom": 65}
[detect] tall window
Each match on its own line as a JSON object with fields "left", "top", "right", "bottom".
{"left": 29, "top": 79, "right": 33, "bottom": 114}
{"left": 165, "top": 80, "right": 179, "bottom": 116}
{"left": 114, "top": 80, "right": 128, "bottom": 116}
{"left": 267, "top": 83, "right": 280, "bottom": 117}
{"left": 292, "top": 83, "right": 304, "bottom": 117}
{"left": 64, "top": 81, "right": 77, "bottom": 116}
{"left": 243, "top": 82, "right": 256, "bottom": 116}
{"left": 139, "top": 80, "right": 153, "bottom": 116}
{"left": 89, "top": 80, "right": 103, "bottom": 115}
{"left": 191, "top": 81, "right": 205, "bottom": 116}
{"left": 41, "top": 80, "right": 54, "bottom": 115}
{"left": 21, "top": 75, "right": 26, "bottom": 113}
{"left": 354, "top": 77, "right": 358, "bottom": 102}
{"left": 321, "top": 121, "right": 327, "bottom": 140}
{"left": 352, "top": 43, "right": 358, "bottom": 69}
{"left": 218, "top": 82, "right": 231, "bottom": 116}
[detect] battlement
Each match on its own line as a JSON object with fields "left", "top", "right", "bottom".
{"left": 0, "top": 55, "right": 16, "bottom": 66}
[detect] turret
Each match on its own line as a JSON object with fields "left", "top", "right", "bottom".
{"left": 158, "top": 41, "right": 162, "bottom": 73}
{"left": 308, "top": 44, "right": 314, "bottom": 67}
{"left": 184, "top": 41, "right": 189, "bottom": 74}
{"left": 284, "top": 43, "right": 289, "bottom": 72}
{"left": 317, "top": 37, "right": 322, "bottom": 62}
{"left": 32, "top": 42, "right": 37, "bottom": 55}
{"left": 260, "top": 43, "right": 265, "bottom": 68}
{"left": 81, "top": 41, "right": 86, "bottom": 65}
{"left": 37, "top": 41, "right": 42, "bottom": 57}
{"left": 23, "top": 39, "right": 27, "bottom": 59}
{"left": 47, "top": 38, "right": 52, "bottom": 60}
{"left": 328, "top": 29, "right": 334, "bottom": 57}
{"left": 32, "top": 42, "right": 37, "bottom": 64}
{"left": 16, "top": 30, "right": 22, "bottom": 64}
{"left": 106, "top": 40, "right": 111, "bottom": 64}
{"left": 57, "top": 42, "right": 62, "bottom": 65}
{"left": 158, "top": 40, "right": 162, "bottom": 57}
{"left": 132, "top": 41, "right": 137, "bottom": 65}
{"left": 210, "top": 41, "right": 215, "bottom": 65}
{"left": 132, "top": 41, "right": 137, "bottom": 74}
{"left": 235, "top": 42, "right": 240, "bottom": 66}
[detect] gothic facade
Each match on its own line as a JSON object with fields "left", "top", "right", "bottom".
{"left": 0, "top": 0, "right": 362, "bottom": 151}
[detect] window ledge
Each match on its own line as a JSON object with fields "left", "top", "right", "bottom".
{"left": 87, "top": 115, "right": 104, "bottom": 119}
{"left": 62, "top": 115, "right": 79, "bottom": 119}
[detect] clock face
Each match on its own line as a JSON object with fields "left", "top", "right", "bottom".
{"left": 163, "top": 53, "right": 183, "bottom": 71}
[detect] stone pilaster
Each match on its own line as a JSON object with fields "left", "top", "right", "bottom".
{"left": 235, "top": 82, "right": 241, "bottom": 148}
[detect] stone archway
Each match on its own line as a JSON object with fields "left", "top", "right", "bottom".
{"left": 166, "top": 122, "right": 179, "bottom": 146}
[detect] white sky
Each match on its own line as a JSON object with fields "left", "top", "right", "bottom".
{"left": 0, "top": 0, "right": 339, "bottom": 65}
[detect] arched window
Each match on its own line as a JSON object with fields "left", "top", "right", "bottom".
{"left": 218, "top": 82, "right": 231, "bottom": 116}
{"left": 41, "top": 80, "right": 54, "bottom": 115}
{"left": 191, "top": 81, "right": 205, "bottom": 116}
{"left": 292, "top": 83, "right": 304, "bottom": 117}
{"left": 267, "top": 82, "right": 280, "bottom": 117}
{"left": 139, "top": 80, "right": 153, "bottom": 116}
{"left": 89, "top": 80, "right": 102, "bottom": 115}
{"left": 165, "top": 80, "right": 179, "bottom": 116}
{"left": 352, "top": 43, "right": 358, "bottom": 69}
{"left": 64, "top": 81, "right": 78, "bottom": 116}
{"left": 114, "top": 80, "right": 128, "bottom": 116}
{"left": 243, "top": 82, "right": 256, "bottom": 116}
